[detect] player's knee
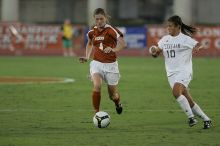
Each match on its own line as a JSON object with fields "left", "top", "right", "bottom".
{"left": 172, "top": 89, "right": 181, "bottom": 98}
{"left": 172, "top": 83, "right": 184, "bottom": 98}
{"left": 93, "top": 85, "right": 101, "bottom": 92}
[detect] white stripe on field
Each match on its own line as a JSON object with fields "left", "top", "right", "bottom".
{"left": 0, "top": 77, "right": 75, "bottom": 85}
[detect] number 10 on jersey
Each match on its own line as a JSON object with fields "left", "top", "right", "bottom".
{"left": 166, "top": 50, "right": 175, "bottom": 58}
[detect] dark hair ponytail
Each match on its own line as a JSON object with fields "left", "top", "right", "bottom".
{"left": 168, "top": 15, "right": 197, "bottom": 36}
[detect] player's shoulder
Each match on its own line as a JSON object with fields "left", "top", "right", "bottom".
{"left": 87, "top": 26, "right": 96, "bottom": 35}
{"left": 180, "top": 33, "right": 195, "bottom": 43}
{"left": 105, "top": 24, "right": 123, "bottom": 37}
{"left": 159, "top": 35, "right": 171, "bottom": 43}
{"left": 105, "top": 24, "right": 113, "bottom": 29}
{"left": 104, "top": 24, "right": 114, "bottom": 32}
{"left": 161, "top": 35, "right": 170, "bottom": 39}
{"left": 105, "top": 24, "right": 119, "bottom": 32}
{"left": 89, "top": 26, "right": 96, "bottom": 31}
{"left": 179, "top": 32, "right": 190, "bottom": 38}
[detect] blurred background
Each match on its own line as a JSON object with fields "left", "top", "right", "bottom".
{"left": 0, "top": 0, "right": 220, "bottom": 56}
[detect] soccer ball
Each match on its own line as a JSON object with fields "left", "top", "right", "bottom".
{"left": 93, "top": 111, "right": 110, "bottom": 128}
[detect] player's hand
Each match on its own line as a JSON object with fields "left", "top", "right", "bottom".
{"left": 149, "top": 46, "right": 157, "bottom": 54}
{"left": 103, "top": 47, "right": 113, "bottom": 53}
{"left": 79, "top": 57, "right": 88, "bottom": 63}
{"left": 149, "top": 46, "right": 159, "bottom": 58}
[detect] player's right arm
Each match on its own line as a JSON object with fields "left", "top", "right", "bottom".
{"left": 192, "top": 42, "right": 203, "bottom": 54}
{"left": 79, "top": 38, "right": 93, "bottom": 63}
{"left": 149, "top": 45, "right": 162, "bottom": 58}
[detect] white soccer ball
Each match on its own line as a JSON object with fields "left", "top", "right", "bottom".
{"left": 93, "top": 111, "right": 110, "bottom": 128}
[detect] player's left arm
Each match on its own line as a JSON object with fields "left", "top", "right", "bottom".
{"left": 113, "top": 36, "right": 126, "bottom": 52}
{"left": 103, "top": 27, "right": 127, "bottom": 53}
{"left": 103, "top": 37, "right": 126, "bottom": 53}
{"left": 79, "top": 38, "right": 93, "bottom": 63}
{"left": 193, "top": 42, "right": 203, "bottom": 54}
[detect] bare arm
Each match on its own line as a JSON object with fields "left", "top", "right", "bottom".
{"left": 85, "top": 38, "right": 93, "bottom": 59}
{"left": 113, "top": 36, "right": 127, "bottom": 52}
{"left": 103, "top": 36, "right": 126, "bottom": 53}
{"left": 79, "top": 38, "right": 93, "bottom": 63}
{"left": 149, "top": 45, "right": 162, "bottom": 58}
{"left": 193, "top": 43, "right": 203, "bottom": 54}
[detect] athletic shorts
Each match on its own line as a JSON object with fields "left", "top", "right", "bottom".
{"left": 62, "top": 39, "right": 72, "bottom": 48}
{"left": 90, "top": 60, "right": 120, "bottom": 85}
{"left": 168, "top": 71, "right": 192, "bottom": 89}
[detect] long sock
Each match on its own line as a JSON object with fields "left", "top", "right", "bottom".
{"left": 192, "top": 103, "right": 210, "bottom": 121}
{"left": 176, "top": 95, "right": 194, "bottom": 118}
{"left": 92, "top": 91, "right": 101, "bottom": 113}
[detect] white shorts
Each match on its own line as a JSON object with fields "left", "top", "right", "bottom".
{"left": 90, "top": 60, "right": 120, "bottom": 85}
{"left": 168, "top": 71, "right": 192, "bottom": 89}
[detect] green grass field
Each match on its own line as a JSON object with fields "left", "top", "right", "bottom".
{"left": 0, "top": 56, "right": 219, "bottom": 146}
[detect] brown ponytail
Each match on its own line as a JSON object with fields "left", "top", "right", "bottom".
{"left": 168, "top": 15, "right": 197, "bottom": 36}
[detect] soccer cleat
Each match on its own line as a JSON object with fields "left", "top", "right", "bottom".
{"left": 203, "top": 120, "right": 212, "bottom": 129}
{"left": 115, "top": 103, "right": 123, "bottom": 114}
{"left": 188, "top": 117, "right": 197, "bottom": 127}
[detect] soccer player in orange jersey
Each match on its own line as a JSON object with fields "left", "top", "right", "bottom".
{"left": 79, "top": 8, "right": 126, "bottom": 114}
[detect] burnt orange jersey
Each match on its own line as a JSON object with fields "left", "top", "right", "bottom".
{"left": 87, "top": 24, "right": 123, "bottom": 63}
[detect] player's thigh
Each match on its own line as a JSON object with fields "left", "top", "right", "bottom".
{"left": 105, "top": 72, "right": 120, "bottom": 86}
{"left": 176, "top": 72, "right": 192, "bottom": 88}
{"left": 168, "top": 72, "right": 192, "bottom": 89}
{"left": 92, "top": 73, "right": 103, "bottom": 87}
{"left": 90, "top": 61, "right": 104, "bottom": 77}
{"left": 90, "top": 61, "right": 104, "bottom": 85}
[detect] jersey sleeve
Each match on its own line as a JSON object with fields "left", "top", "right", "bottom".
{"left": 158, "top": 36, "right": 167, "bottom": 50}
{"left": 87, "top": 29, "right": 94, "bottom": 40}
{"left": 185, "top": 36, "right": 198, "bottom": 49}
{"left": 109, "top": 26, "right": 123, "bottom": 40}
{"left": 114, "top": 27, "right": 124, "bottom": 38}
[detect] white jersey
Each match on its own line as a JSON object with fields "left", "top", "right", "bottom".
{"left": 158, "top": 32, "right": 198, "bottom": 76}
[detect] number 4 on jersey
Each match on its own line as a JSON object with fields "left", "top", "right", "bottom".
{"left": 99, "top": 42, "right": 103, "bottom": 50}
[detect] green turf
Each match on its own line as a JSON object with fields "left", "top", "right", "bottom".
{"left": 0, "top": 56, "right": 219, "bottom": 146}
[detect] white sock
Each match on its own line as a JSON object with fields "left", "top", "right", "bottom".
{"left": 176, "top": 95, "right": 194, "bottom": 118}
{"left": 192, "top": 103, "right": 210, "bottom": 121}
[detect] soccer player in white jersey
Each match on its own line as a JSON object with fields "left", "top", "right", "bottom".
{"left": 149, "top": 15, "right": 211, "bottom": 129}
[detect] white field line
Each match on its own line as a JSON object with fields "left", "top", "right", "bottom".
{"left": 0, "top": 77, "right": 75, "bottom": 85}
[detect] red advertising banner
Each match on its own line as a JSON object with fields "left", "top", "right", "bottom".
{"left": 0, "top": 23, "right": 85, "bottom": 56}
{"left": 147, "top": 25, "right": 220, "bottom": 57}
{"left": 1, "top": 23, "right": 220, "bottom": 57}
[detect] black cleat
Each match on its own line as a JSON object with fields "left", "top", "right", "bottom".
{"left": 188, "top": 117, "right": 197, "bottom": 127}
{"left": 116, "top": 103, "right": 123, "bottom": 114}
{"left": 203, "top": 120, "right": 212, "bottom": 129}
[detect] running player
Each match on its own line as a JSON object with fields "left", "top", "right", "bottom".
{"left": 79, "top": 8, "right": 126, "bottom": 114}
{"left": 149, "top": 15, "right": 212, "bottom": 129}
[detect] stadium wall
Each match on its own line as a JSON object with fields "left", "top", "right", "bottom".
{"left": 0, "top": 23, "right": 220, "bottom": 57}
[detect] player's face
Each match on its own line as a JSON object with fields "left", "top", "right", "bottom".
{"left": 167, "top": 21, "right": 180, "bottom": 36}
{"left": 94, "top": 14, "right": 107, "bottom": 28}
